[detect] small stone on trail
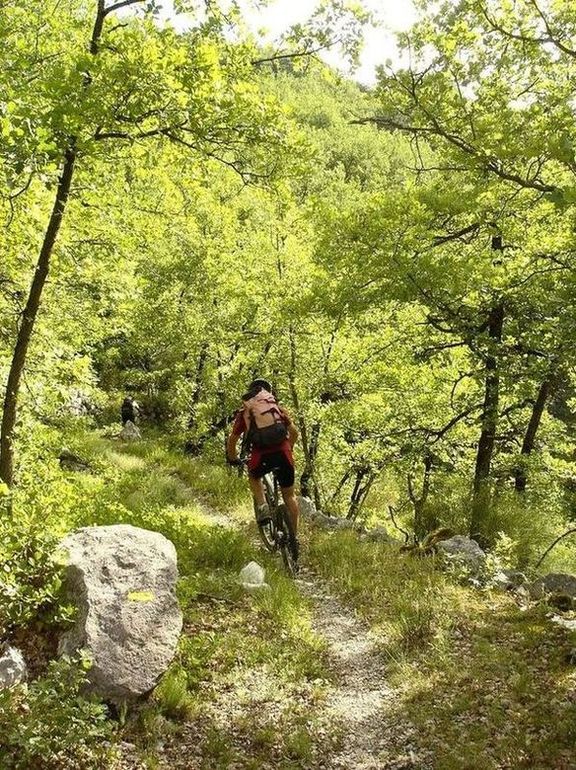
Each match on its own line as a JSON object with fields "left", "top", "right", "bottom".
{"left": 239, "top": 561, "right": 270, "bottom": 591}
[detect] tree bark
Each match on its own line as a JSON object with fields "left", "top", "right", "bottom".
{"left": 347, "top": 467, "right": 374, "bottom": 521}
{"left": 514, "top": 378, "right": 552, "bottom": 492}
{"left": 187, "top": 342, "right": 209, "bottom": 432}
{"left": 470, "top": 301, "right": 505, "bottom": 538}
{"left": 410, "top": 453, "right": 434, "bottom": 540}
{"left": 288, "top": 327, "right": 314, "bottom": 497}
{"left": 0, "top": 0, "right": 119, "bottom": 486}
{"left": 0, "top": 148, "right": 77, "bottom": 486}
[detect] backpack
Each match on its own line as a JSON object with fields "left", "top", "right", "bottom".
{"left": 243, "top": 389, "right": 288, "bottom": 449}
{"left": 121, "top": 397, "right": 136, "bottom": 419}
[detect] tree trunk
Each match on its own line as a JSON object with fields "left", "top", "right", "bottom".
{"left": 514, "top": 378, "right": 552, "bottom": 492}
{"left": 410, "top": 454, "right": 433, "bottom": 540}
{"left": 187, "top": 342, "right": 209, "bottom": 432}
{"left": 347, "top": 467, "right": 374, "bottom": 521}
{"left": 0, "top": 148, "right": 77, "bottom": 486}
{"left": 470, "top": 301, "right": 505, "bottom": 538}
{"left": 288, "top": 327, "right": 315, "bottom": 497}
{"left": 301, "top": 422, "right": 321, "bottom": 510}
{"left": 327, "top": 469, "right": 352, "bottom": 512}
{"left": 0, "top": 0, "right": 117, "bottom": 486}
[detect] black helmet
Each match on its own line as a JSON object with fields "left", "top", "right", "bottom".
{"left": 249, "top": 378, "right": 272, "bottom": 392}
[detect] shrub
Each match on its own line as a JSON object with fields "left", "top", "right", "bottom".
{"left": 0, "top": 656, "right": 115, "bottom": 769}
{"left": 0, "top": 515, "right": 73, "bottom": 640}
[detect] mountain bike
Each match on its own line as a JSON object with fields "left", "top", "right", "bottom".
{"left": 239, "top": 459, "right": 299, "bottom": 578}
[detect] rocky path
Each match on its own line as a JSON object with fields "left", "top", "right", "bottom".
{"left": 297, "top": 570, "right": 415, "bottom": 770}
{"left": 150, "top": 491, "right": 417, "bottom": 769}
{"left": 196, "top": 500, "right": 414, "bottom": 770}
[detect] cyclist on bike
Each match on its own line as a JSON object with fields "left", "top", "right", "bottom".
{"left": 226, "top": 378, "right": 300, "bottom": 538}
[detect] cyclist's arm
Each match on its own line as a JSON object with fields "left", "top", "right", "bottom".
{"left": 280, "top": 407, "right": 299, "bottom": 447}
{"left": 226, "top": 430, "right": 241, "bottom": 462}
{"left": 227, "top": 410, "right": 246, "bottom": 462}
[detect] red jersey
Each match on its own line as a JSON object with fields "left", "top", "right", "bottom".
{"left": 231, "top": 410, "right": 294, "bottom": 472}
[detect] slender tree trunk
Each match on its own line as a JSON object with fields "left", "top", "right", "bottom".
{"left": 0, "top": 0, "right": 119, "bottom": 486}
{"left": 347, "top": 467, "right": 374, "bottom": 520}
{"left": 470, "top": 302, "right": 505, "bottom": 538}
{"left": 409, "top": 454, "right": 433, "bottom": 540}
{"left": 514, "top": 378, "right": 552, "bottom": 492}
{"left": 0, "top": 148, "right": 77, "bottom": 486}
{"left": 301, "top": 422, "right": 321, "bottom": 509}
{"left": 288, "top": 327, "right": 314, "bottom": 494}
{"left": 327, "top": 469, "right": 352, "bottom": 511}
{"left": 187, "top": 342, "right": 209, "bottom": 432}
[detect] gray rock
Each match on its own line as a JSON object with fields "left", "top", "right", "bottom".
{"left": 492, "top": 570, "right": 527, "bottom": 591}
{"left": 66, "top": 390, "right": 95, "bottom": 418}
{"left": 297, "top": 496, "right": 317, "bottom": 520}
{"left": 551, "top": 615, "right": 576, "bottom": 632}
{"left": 0, "top": 646, "right": 27, "bottom": 689}
{"left": 119, "top": 420, "right": 141, "bottom": 442}
{"left": 239, "top": 561, "right": 265, "bottom": 585}
{"left": 529, "top": 573, "right": 576, "bottom": 600}
{"left": 59, "top": 448, "right": 91, "bottom": 473}
{"left": 239, "top": 561, "right": 270, "bottom": 593}
{"left": 315, "top": 513, "right": 355, "bottom": 530}
{"left": 59, "top": 524, "right": 182, "bottom": 702}
{"left": 436, "top": 535, "right": 486, "bottom": 571}
{"left": 365, "top": 526, "right": 397, "bottom": 543}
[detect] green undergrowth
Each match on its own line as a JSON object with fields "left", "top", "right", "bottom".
{"left": 307, "top": 529, "right": 576, "bottom": 769}
{"left": 1, "top": 427, "right": 333, "bottom": 769}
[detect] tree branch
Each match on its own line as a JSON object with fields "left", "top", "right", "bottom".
{"left": 103, "top": 0, "right": 145, "bottom": 16}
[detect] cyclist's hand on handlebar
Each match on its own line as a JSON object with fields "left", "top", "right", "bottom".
{"left": 226, "top": 456, "right": 243, "bottom": 467}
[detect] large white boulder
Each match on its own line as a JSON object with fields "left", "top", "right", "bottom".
{"left": 0, "top": 646, "right": 27, "bottom": 689}
{"left": 59, "top": 524, "right": 182, "bottom": 702}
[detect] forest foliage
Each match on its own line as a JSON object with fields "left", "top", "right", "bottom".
{"left": 2, "top": 0, "right": 576, "bottom": 562}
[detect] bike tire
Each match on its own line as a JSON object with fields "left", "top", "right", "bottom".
{"left": 256, "top": 475, "right": 277, "bottom": 553}
{"left": 277, "top": 503, "right": 299, "bottom": 578}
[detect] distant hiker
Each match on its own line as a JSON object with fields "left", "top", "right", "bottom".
{"left": 121, "top": 395, "right": 139, "bottom": 426}
{"left": 226, "top": 378, "right": 300, "bottom": 534}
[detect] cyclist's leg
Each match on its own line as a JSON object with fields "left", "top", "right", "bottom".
{"left": 274, "top": 456, "right": 298, "bottom": 533}
{"left": 248, "top": 474, "right": 266, "bottom": 506}
{"left": 280, "top": 485, "right": 299, "bottom": 533}
{"left": 248, "top": 462, "right": 273, "bottom": 523}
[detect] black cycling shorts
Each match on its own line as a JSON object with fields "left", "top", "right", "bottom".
{"left": 249, "top": 451, "right": 295, "bottom": 489}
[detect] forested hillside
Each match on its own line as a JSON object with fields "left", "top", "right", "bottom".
{"left": 2, "top": 1, "right": 576, "bottom": 768}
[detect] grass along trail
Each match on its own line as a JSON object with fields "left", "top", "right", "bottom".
{"left": 50, "top": 432, "right": 576, "bottom": 769}
{"left": 62, "top": 433, "right": 405, "bottom": 769}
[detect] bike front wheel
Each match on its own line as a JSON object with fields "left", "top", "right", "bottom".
{"left": 255, "top": 475, "right": 277, "bottom": 552}
{"left": 277, "top": 503, "right": 299, "bottom": 577}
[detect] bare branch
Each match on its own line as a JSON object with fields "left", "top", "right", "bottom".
{"left": 104, "top": 0, "right": 145, "bottom": 16}
{"left": 252, "top": 41, "right": 337, "bottom": 66}
{"left": 354, "top": 116, "right": 558, "bottom": 194}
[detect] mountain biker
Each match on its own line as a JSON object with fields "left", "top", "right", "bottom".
{"left": 226, "top": 378, "right": 300, "bottom": 539}
{"left": 121, "top": 395, "right": 139, "bottom": 426}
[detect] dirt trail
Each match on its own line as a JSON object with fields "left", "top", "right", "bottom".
{"left": 297, "top": 569, "right": 419, "bottom": 770}
{"left": 183, "top": 502, "right": 420, "bottom": 769}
